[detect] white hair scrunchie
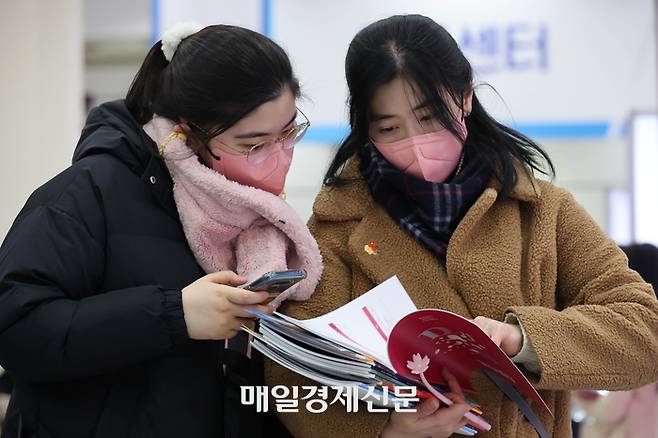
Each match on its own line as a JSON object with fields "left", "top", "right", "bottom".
{"left": 161, "top": 22, "right": 204, "bottom": 62}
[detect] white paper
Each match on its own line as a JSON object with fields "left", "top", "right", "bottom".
{"left": 276, "top": 276, "right": 417, "bottom": 368}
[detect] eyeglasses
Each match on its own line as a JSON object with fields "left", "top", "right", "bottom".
{"left": 191, "top": 108, "right": 310, "bottom": 165}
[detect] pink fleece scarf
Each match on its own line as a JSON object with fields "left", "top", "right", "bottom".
{"left": 143, "top": 116, "right": 322, "bottom": 307}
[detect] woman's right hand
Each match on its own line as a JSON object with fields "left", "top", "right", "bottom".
{"left": 380, "top": 370, "right": 472, "bottom": 438}
{"left": 181, "top": 271, "right": 273, "bottom": 340}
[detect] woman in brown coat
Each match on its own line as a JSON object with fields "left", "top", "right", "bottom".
{"left": 265, "top": 14, "right": 658, "bottom": 437}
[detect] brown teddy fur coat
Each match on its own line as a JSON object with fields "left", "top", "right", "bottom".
{"left": 265, "top": 159, "right": 658, "bottom": 437}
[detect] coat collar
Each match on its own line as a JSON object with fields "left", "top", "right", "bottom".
{"left": 312, "top": 156, "right": 542, "bottom": 317}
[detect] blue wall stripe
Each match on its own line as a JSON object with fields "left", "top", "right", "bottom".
{"left": 151, "top": 0, "right": 269, "bottom": 41}
{"left": 262, "top": 0, "right": 273, "bottom": 36}
{"left": 514, "top": 122, "right": 609, "bottom": 139}
{"left": 302, "top": 126, "right": 350, "bottom": 144}
{"left": 301, "top": 122, "right": 611, "bottom": 144}
{"left": 150, "top": 0, "right": 160, "bottom": 45}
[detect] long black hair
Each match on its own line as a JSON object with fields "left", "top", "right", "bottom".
{"left": 126, "top": 25, "right": 299, "bottom": 142}
{"left": 325, "top": 14, "right": 554, "bottom": 198}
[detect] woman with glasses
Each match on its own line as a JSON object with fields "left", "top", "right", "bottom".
{"left": 266, "top": 14, "right": 658, "bottom": 438}
{"left": 0, "top": 23, "right": 319, "bottom": 438}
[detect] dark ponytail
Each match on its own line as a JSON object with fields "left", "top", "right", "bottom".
{"left": 125, "top": 25, "right": 300, "bottom": 138}
{"left": 126, "top": 41, "right": 168, "bottom": 124}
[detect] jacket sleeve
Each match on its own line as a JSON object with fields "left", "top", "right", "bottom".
{"left": 263, "top": 215, "right": 390, "bottom": 438}
{"left": 507, "top": 189, "right": 658, "bottom": 391}
{"left": 0, "top": 202, "right": 188, "bottom": 383}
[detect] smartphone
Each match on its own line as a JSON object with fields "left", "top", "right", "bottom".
{"left": 242, "top": 269, "right": 307, "bottom": 302}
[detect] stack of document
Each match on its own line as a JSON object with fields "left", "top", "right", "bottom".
{"left": 244, "top": 276, "right": 489, "bottom": 436}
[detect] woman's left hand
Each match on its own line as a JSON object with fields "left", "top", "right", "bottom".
{"left": 472, "top": 316, "right": 523, "bottom": 357}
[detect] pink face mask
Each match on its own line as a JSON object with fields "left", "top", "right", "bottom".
{"left": 372, "top": 119, "right": 467, "bottom": 183}
{"left": 208, "top": 142, "right": 294, "bottom": 195}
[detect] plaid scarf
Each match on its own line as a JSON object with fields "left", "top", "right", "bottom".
{"left": 360, "top": 143, "right": 492, "bottom": 263}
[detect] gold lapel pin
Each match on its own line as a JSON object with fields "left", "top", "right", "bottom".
{"left": 364, "top": 241, "right": 378, "bottom": 255}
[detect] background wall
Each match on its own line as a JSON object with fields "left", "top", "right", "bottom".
{"left": 0, "top": 0, "right": 83, "bottom": 240}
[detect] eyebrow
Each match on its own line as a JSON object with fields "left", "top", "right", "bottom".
{"left": 370, "top": 102, "right": 432, "bottom": 123}
{"left": 233, "top": 111, "right": 298, "bottom": 139}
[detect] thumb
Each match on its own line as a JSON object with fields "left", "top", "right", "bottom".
{"left": 203, "top": 271, "right": 247, "bottom": 287}
{"left": 415, "top": 396, "right": 440, "bottom": 418}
